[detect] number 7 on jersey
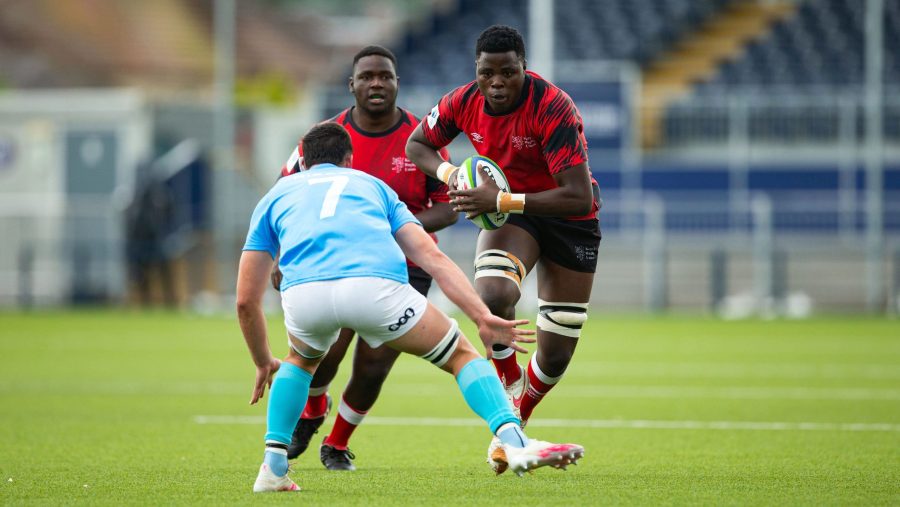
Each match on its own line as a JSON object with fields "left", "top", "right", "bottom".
{"left": 309, "top": 175, "right": 349, "bottom": 219}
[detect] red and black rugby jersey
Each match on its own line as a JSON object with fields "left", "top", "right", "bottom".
{"left": 279, "top": 108, "right": 451, "bottom": 264}
{"left": 420, "top": 71, "right": 599, "bottom": 220}
{"left": 281, "top": 107, "right": 450, "bottom": 216}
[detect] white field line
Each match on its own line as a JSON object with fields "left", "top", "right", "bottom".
{"left": 383, "top": 385, "right": 900, "bottom": 400}
{"left": 566, "top": 362, "right": 900, "bottom": 380}
{"left": 2, "top": 382, "right": 899, "bottom": 400}
{"left": 192, "top": 415, "right": 900, "bottom": 432}
{"left": 543, "top": 385, "right": 900, "bottom": 400}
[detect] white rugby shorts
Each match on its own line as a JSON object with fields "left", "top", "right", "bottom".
{"left": 281, "top": 276, "right": 427, "bottom": 352}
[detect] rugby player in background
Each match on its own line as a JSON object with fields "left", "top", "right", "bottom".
{"left": 274, "top": 45, "right": 456, "bottom": 471}
{"left": 406, "top": 25, "right": 601, "bottom": 472}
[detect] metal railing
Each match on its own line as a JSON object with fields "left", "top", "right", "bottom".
{"left": 659, "top": 90, "right": 900, "bottom": 148}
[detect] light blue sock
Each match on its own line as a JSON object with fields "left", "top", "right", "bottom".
{"left": 263, "top": 448, "right": 289, "bottom": 477}
{"left": 264, "top": 362, "right": 313, "bottom": 445}
{"left": 456, "top": 358, "right": 520, "bottom": 433}
{"left": 496, "top": 422, "right": 529, "bottom": 448}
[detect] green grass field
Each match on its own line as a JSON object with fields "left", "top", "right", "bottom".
{"left": 1, "top": 311, "right": 898, "bottom": 505}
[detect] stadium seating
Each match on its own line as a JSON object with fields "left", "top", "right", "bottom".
{"left": 395, "top": 0, "right": 731, "bottom": 85}
{"left": 666, "top": 0, "right": 900, "bottom": 145}
{"left": 389, "top": 0, "right": 897, "bottom": 144}
{"left": 698, "top": 0, "right": 899, "bottom": 90}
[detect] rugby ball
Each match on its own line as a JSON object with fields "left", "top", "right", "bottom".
{"left": 456, "top": 155, "right": 510, "bottom": 230}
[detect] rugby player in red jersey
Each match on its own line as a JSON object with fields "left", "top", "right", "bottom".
{"left": 276, "top": 45, "right": 456, "bottom": 471}
{"left": 407, "top": 25, "right": 601, "bottom": 471}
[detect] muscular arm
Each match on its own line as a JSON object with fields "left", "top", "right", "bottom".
{"left": 521, "top": 162, "right": 594, "bottom": 216}
{"left": 407, "top": 125, "right": 453, "bottom": 183}
{"left": 450, "top": 162, "right": 594, "bottom": 218}
{"left": 237, "top": 250, "right": 283, "bottom": 403}
{"left": 237, "top": 251, "right": 277, "bottom": 367}
{"left": 395, "top": 222, "right": 490, "bottom": 322}
{"left": 415, "top": 201, "right": 458, "bottom": 232}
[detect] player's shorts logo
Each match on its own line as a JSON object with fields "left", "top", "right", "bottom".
{"left": 575, "top": 244, "right": 598, "bottom": 262}
{"left": 388, "top": 307, "right": 416, "bottom": 332}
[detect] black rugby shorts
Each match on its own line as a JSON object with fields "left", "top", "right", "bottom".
{"left": 504, "top": 215, "right": 601, "bottom": 273}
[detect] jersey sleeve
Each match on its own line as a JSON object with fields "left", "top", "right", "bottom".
{"left": 420, "top": 90, "right": 463, "bottom": 149}
{"left": 538, "top": 92, "right": 589, "bottom": 175}
{"left": 242, "top": 195, "right": 279, "bottom": 259}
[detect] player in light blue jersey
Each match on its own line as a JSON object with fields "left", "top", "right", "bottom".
{"left": 247, "top": 163, "right": 414, "bottom": 291}
{"left": 237, "top": 123, "right": 584, "bottom": 493}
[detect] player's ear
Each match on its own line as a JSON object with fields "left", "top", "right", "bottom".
{"left": 348, "top": 76, "right": 354, "bottom": 93}
{"left": 521, "top": 58, "right": 527, "bottom": 71}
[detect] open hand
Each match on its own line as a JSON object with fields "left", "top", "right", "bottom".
{"left": 475, "top": 314, "right": 535, "bottom": 359}
{"left": 448, "top": 166, "right": 500, "bottom": 218}
{"left": 250, "top": 357, "right": 281, "bottom": 405}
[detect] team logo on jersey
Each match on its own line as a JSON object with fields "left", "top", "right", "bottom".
{"left": 470, "top": 132, "right": 484, "bottom": 143}
{"left": 392, "top": 156, "right": 418, "bottom": 173}
{"left": 511, "top": 136, "right": 537, "bottom": 150}
{"left": 426, "top": 105, "right": 439, "bottom": 129}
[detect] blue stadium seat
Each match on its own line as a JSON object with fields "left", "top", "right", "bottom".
{"left": 699, "top": 0, "right": 897, "bottom": 91}
{"left": 678, "top": 0, "right": 900, "bottom": 143}
{"left": 394, "top": 0, "right": 732, "bottom": 85}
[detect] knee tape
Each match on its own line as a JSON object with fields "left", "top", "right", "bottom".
{"left": 420, "top": 318, "right": 460, "bottom": 368}
{"left": 289, "top": 340, "right": 328, "bottom": 359}
{"left": 536, "top": 299, "right": 588, "bottom": 338}
{"left": 474, "top": 249, "right": 527, "bottom": 290}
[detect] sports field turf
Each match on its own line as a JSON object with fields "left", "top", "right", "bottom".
{"left": 1, "top": 310, "right": 898, "bottom": 505}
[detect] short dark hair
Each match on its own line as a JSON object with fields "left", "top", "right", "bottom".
{"left": 301, "top": 122, "right": 352, "bottom": 167}
{"left": 475, "top": 25, "right": 526, "bottom": 60}
{"left": 352, "top": 45, "right": 397, "bottom": 69}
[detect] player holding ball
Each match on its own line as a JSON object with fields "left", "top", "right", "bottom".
{"left": 406, "top": 24, "right": 601, "bottom": 472}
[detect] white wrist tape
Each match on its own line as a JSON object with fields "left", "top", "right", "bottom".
{"left": 436, "top": 162, "right": 457, "bottom": 185}
{"left": 496, "top": 191, "right": 526, "bottom": 214}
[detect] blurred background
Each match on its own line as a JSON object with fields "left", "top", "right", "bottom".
{"left": 0, "top": 0, "right": 897, "bottom": 316}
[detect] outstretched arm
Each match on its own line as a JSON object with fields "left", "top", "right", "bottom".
{"left": 394, "top": 222, "right": 534, "bottom": 356}
{"left": 236, "top": 250, "right": 281, "bottom": 404}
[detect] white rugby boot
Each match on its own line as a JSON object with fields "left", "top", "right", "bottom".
{"left": 501, "top": 440, "right": 585, "bottom": 477}
{"left": 504, "top": 365, "right": 528, "bottom": 424}
{"left": 252, "top": 463, "right": 300, "bottom": 493}
{"left": 486, "top": 436, "right": 508, "bottom": 475}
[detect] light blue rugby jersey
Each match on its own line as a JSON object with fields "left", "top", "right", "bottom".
{"left": 243, "top": 163, "right": 421, "bottom": 291}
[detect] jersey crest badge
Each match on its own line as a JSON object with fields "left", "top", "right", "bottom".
{"left": 391, "top": 157, "right": 417, "bottom": 173}
{"left": 512, "top": 136, "right": 536, "bottom": 150}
